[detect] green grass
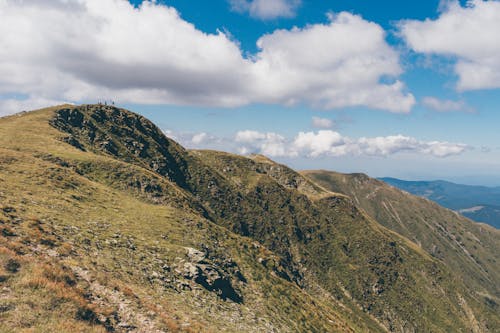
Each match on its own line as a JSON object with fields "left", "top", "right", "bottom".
{"left": 303, "top": 170, "right": 500, "bottom": 299}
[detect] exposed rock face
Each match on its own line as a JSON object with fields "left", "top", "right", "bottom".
{"left": 180, "top": 247, "right": 243, "bottom": 303}
{"left": 50, "top": 105, "right": 190, "bottom": 189}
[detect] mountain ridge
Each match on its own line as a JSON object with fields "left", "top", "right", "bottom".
{"left": 0, "top": 104, "right": 498, "bottom": 332}
{"left": 303, "top": 170, "right": 499, "bottom": 299}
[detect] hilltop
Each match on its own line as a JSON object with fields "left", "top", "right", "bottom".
{"left": 0, "top": 105, "right": 499, "bottom": 332}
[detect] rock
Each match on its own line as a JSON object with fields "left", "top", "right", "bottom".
{"left": 183, "top": 262, "right": 198, "bottom": 279}
{"left": 179, "top": 257, "right": 243, "bottom": 303}
{"left": 193, "top": 264, "right": 243, "bottom": 303}
{"left": 5, "top": 259, "right": 20, "bottom": 273}
{"left": 1, "top": 227, "right": 16, "bottom": 237}
{"left": 185, "top": 247, "right": 205, "bottom": 263}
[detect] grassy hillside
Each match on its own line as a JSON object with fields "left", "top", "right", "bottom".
{"left": 0, "top": 104, "right": 498, "bottom": 332}
{"left": 196, "top": 152, "right": 499, "bottom": 332}
{"left": 0, "top": 107, "right": 362, "bottom": 332}
{"left": 303, "top": 171, "right": 500, "bottom": 303}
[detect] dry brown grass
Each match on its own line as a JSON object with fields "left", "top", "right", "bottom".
{"left": 58, "top": 242, "right": 74, "bottom": 256}
{"left": 110, "top": 279, "right": 136, "bottom": 298}
{"left": 0, "top": 245, "right": 18, "bottom": 257}
{"left": 19, "top": 263, "right": 82, "bottom": 305}
{"left": 0, "top": 245, "right": 113, "bottom": 332}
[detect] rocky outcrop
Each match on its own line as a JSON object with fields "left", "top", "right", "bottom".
{"left": 179, "top": 247, "right": 244, "bottom": 303}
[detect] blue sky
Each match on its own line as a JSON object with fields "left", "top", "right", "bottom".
{"left": 1, "top": 0, "right": 499, "bottom": 185}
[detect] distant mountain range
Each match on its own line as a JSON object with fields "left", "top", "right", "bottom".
{"left": 380, "top": 178, "right": 500, "bottom": 229}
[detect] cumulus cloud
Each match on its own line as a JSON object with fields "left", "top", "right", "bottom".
{"left": 164, "top": 130, "right": 223, "bottom": 150}
{"left": 191, "top": 132, "right": 209, "bottom": 145}
{"left": 400, "top": 0, "right": 500, "bottom": 90}
{"left": 252, "top": 12, "right": 415, "bottom": 112}
{"left": 229, "top": 0, "right": 301, "bottom": 20}
{"left": 356, "top": 135, "right": 468, "bottom": 157}
{"left": 291, "top": 131, "right": 349, "bottom": 157}
{"left": 0, "top": 0, "right": 250, "bottom": 109}
{"left": 235, "top": 130, "right": 269, "bottom": 143}
{"left": 421, "top": 96, "right": 474, "bottom": 113}
{"left": 0, "top": 0, "right": 414, "bottom": 115}
{"left": 235, "top": 130, "right": 288, "bottom": 156}
{"left": 311, "top": 116, "right": 334, "bottom": 129}
{"left": 234, "top": 130, "right": 469, "bottom": 158}
{"left": 165, "top": 127, "right": 469, "bottom": 158}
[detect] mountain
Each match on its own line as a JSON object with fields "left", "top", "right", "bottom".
{"left": 303, "top": 171, "right": 500, "bottom": 301}
{"left": 380, "top": 177, "right": 500, "bottom": 228}
{"left": 0, "top": 105, "right": 498, "bottom": 332}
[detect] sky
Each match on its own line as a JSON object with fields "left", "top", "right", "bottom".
{"left": 1, "top": 0, "right": 500, "bottom": 185}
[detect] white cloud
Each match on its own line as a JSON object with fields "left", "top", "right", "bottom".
{"left": 0, "top": 0, "right": 251, "bottom": 111}
{"left": 164, "top": 130, "right": 221, "bottom": 147}
{"left": 358, "top": 135, "right": 419, "bottom": 156}
{"left": 190, "top": 132, "right": 221, "bottom": 146}
{"left": 229, "top": 0, "right": 301, "bottom": 20}
{"left": 311, "top": 116, "right": 334, "bottom": 129}
{"left": 291, "top": 131, "right": 349, "bottom": 157}
{"left": 0, "top": 97, "right": 69, "bottom": 116}
{"left": 421, "top": 96, "right": 474, "bottom": 113}
{"left": 234, "top": 130, "right": 469, "bottom": 158}
{"left": 400, "top": 0, "right": 500, "bottom": 91}
{"left": 191, "top": 132, "right": 208, "bottom": 145}
{"left": 0, "top": 0, "right": 414, "bottom": 115}
{"left": 357, "top": 135, "right": 468, "bottom": 157}
{"left": 235, "top": 130, "right": 288, "bottom": 156}
{"left": 235, "top": 130, "right": 268, "bottom": 143}
{"left": 166, "top": 128, "right": 469, "bottom": 158}
{"left": 419, "top": 140, "right": 469, "bottom": 157}
{"left": 252, "top": 12, "right": 415, "bottom": 112}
